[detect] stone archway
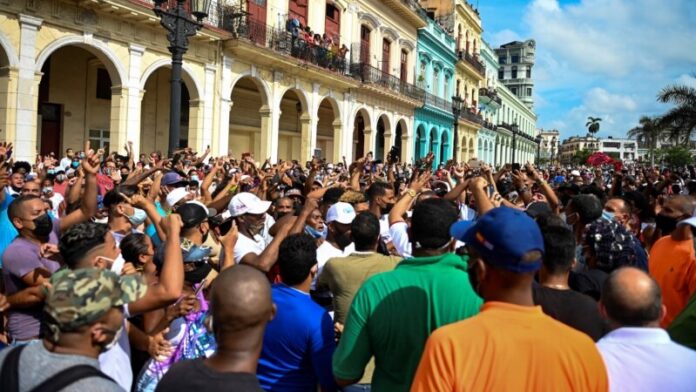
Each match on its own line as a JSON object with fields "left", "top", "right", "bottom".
{"left": 352, "top": 108, "right": 372, "bottom": 160}
{"left": 317, "top": 97, "right": 342, "bottom": 163}
{"left": 228, "top": 76, "right": 269, "bottom": 160}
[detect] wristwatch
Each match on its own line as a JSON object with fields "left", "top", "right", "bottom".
{"left": 405, "top": 188, "right": 418, "bottom": 198}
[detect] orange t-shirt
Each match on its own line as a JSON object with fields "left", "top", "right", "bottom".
{"left": 411, "top": 302, "right": 608, "bottom": 392}
{"left": 649, "top": 235, "right": 696, "bottom": 327}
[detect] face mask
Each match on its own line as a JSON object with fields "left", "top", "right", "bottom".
{"left": 127, "top": 207, "right": 147, "bottom": 226}
{"left": 42, "top": 187, "right": 53, "bottom": 195}
{"left": 304, "top": 225, "right": 324, "bottom": 239}
{"left": 71, "top": 161, "right": 80, "bottom": 168}
{"left": 191, "top": 175, "right": 200, "bottom": 183}
{"left": 184, "top": 244, "right": 213, "bottom": 263}
{"left": 185, "top": 262, "right": 212, "bottom": 284}
{"left": 334, "top": 230, "right": 352, "bottom": 249}
{"left": 32, "top": 213, "right": 53, "bottom": 237}
{"left": 101, "top": 324, "right": 124, "bottom": 352}
{"left": 382, "top": 202, "right": 395, "bottom": 215}
{"left": 601, "top": 210, "right": 615, "bottom": 222}
{"left": 110, "top": 254, "right": 126, "bottom": 274}
{"left": 47, "top": 169, "right": 55, "bottom": 175}
{"left": 655, "top": 214, "right": 679, "bottom": 235}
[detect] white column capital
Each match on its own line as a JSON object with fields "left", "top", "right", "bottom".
{"left": 19, "top": 14, "right": 42, "bottom": 29}
{"left": 128, "top": 44, "right": 145, "bottom": 56}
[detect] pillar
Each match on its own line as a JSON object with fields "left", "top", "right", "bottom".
{"left": 123, "top": 44, "right": 145, "bottom": 156}
{"left": 187, "top": 99, "right": 204, "bottom": 152}
{"left": 215, "top": 57, "right": 233, "bottom": 156}
{"left": 109, "top": 85, "right": 128, "bottom": 153}
{"left": 15, "top": 14, "right": 42, "bottom": 162}
{"left": 260, "top": 105, "right": 279, "bottom": 162}
{"left": 0, "top": 67, "right": 18, "bottom": 144}
{"left": 201, "top": 64, "right": 216, "bottom": 153}
{"left": 332, "top": 120, "right": 343, "bottom": 164}
{"left": 300, "top": 113, "right": 312, "bottom": 162}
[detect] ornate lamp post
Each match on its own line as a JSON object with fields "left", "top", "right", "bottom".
{"left": 451, "top": 95, "right": 463, "bottom": 162}
{"left": 535, "top": 134, "right": 543, "bottom": 165}
{"left": 152, "top": 0, "right": 212, "bottom": 156}
{"left": 511, "top": 123, "right": 519, "bottom": 163}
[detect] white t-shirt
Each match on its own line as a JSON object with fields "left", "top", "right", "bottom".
{"left": 379, "top": 214, "right": 392, "bottom": 243}
{"left": 99, "top": 305, "right": 132, "bottom": 391}
{"left": 313, "top": 241, "right": 355, "bottom": 291}
{"left": 48, "top": 193, "right": 64, "bottom": 217}
{"left": 389, "top": 221, "right": 412, "bottom": 258}
{"left": 233, "top": 232, "right": 271, "bottom": 264}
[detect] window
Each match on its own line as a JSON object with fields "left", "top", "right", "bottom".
{"left": 498, "top": 56, "right": 505, "bottom": 64}
{"left": 326, "top": 3, "right": 337, "bottom": 19}
{"left": 89, "top": 129, "right": 110, "bottom": 152}
{"left": 96, "top": 68, "right": 112, "bottom": 100}
{"left": 526, "top": 68, "right": 531, "bottom": 78}
{"left": 382, "top": 38, "right": 391, "bottom": 74}
{"left": 426, "top": 10, "right": 435, "bottom": 19}
{"left": 400, "top": 50, "right": 408, "bottom": 81}
{"left": 432, "top": 68, "right": 439, "bottom": 94}
{"left": 511, "top": 66, "right": 517, "bottom": 79}
{"left": 511, "top": 55, "right": 519, "bottom": 63}
{"left": 360, "top": 25, "right": 370, "bottom": 63}
{"left": 527, "top": 88, "right": 532, "bottom": 97}
{"left": 498, "top": 69, "right": 504, "bottom": 80}
{"left": 511, "top": 87, "right": 517, "bottom": 95}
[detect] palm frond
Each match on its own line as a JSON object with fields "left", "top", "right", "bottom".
{"left": 658, "top": 85, "right": 696, "bottom": 106}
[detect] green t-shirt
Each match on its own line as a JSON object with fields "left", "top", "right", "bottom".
{"left": 333, "top": 252, "right": 483, "bottom": 392}
{"left": 669, "top": 291, "right": 696, "bottom": 350}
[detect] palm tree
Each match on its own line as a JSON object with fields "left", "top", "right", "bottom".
{"left": 586, "top": 117, "right": 602, "bottom": 137}
{"left": 627, "top": 116, "right": 664, "bottom": 167}
{"left": 658, "top": 82, "right": 696, "bottom": 146}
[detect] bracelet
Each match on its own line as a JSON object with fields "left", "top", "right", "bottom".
{"left": 405, "top": 189, "right": 418, "bottom": 198}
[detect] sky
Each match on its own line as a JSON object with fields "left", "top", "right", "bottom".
{"left": 478, "top": 0, "right": 696, "bottom": 140}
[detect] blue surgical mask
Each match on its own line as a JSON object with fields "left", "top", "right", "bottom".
{"left": 184, "top": 245, "right": 213, "bottom": 262}
{"left": 127, "top": 207, "right": 147, "bottom": 226}
{"left": 47, "top": 169, "right": 55, "bottom": 175}
{"left": 71, "top": 161, "right": 80, "bottom": 168}
{"left": 304, "top": 225, "right": 325, "bottom": 239}
{"left": 191, "top": 175, "right": 200, "bottom": 183}
{"left": 601, "top": 210, "right": 615, "bottom": 222}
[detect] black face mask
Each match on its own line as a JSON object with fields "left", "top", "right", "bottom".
{"left": 185, "top": 263, "right": 212, "bottom": 284}
{"left": 335, "top": 231, "right": 352, "bottom": 249}
{"left": 655, "top": 214, "right": 679, "bottom": 235}
{"left": 382, "top": 202, "right": 395, "bottom": 215}
{"left": 32, "top": 213, "right": 53, "bottom": 237}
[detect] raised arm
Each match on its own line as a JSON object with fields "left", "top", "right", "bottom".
{"left": 59, "top": 142, "right": 100, "bottom": 232}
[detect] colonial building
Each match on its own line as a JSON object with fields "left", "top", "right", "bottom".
{"left": 0, "top": 0, "right": 428, "bottom": 163}
{"left": 413, "top": 17, "right": 456, "bottom": 167}
{"left": 478, "top": 39, "right": 501, "bottom": 165}
{"left": 538, "top": 128, "right": 560, "bottom": 162}
{"left": 598, "top": 136, "right": 637, "bottom": 162}
{"left": 560, "top": 135, "right": 599, "bottom": 163}
{"left": 495, "top": 39, "right": 535, "bottom": 110}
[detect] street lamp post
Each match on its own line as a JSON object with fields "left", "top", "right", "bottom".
{"left": 511, "top": 124, "right": 518, "bottom": 163}
{"left": 152, "top": 0, "right": 211, "bottom": 156}
{"left": 535, "top": 135, "right": 542, "bottom": 165}
{"left": 452, "top": 96, "right": 462, "bottom": 162}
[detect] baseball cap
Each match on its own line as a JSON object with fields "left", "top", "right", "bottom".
{"left": 44, "top": 268, "right": 146, "bottom": 335}
{"left": 570, "top": 170, "right": 581, "bottom": 177}
{"left": 525, "top": 201, "right": 552, "bottom": 219}
{"left": 284, "top": 188, "right": 305, "bottom": 200}
{"left": 177, "top": 201, "right": 216, "bottom": 229}
{"left": 450, "top": 207, "right": 545, "bottom": 273}
{"left": 166, "top": 187, "right": 190, "bottom": 208}
{"left": 161, "top": 171, "right": 187, "bottom": 186}
{"left": 228, "top": 192, "right": 271, "bottom": 217}
{"left": 326, "top": 202, "right": 356, "bottom": 224}
{"left": 678, "top": 216, "right": 696, "bottom": 227}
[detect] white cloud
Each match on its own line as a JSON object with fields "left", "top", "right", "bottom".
{"left": 584, "top": 88, "right": 637, "bottom": 113}
{"left": 676, "top": 74, "right": 696, "bottom": 89}
{"left": 489, "top": 29, "right": 522, "bottom": 47}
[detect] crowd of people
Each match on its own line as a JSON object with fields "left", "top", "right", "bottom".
{"left": 0, "top": 140, "right": 694, "bottom": 391}
{"left": 285, "top": 17, "right": 349, "bottom": 71}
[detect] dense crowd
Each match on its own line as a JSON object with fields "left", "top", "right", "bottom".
{"left": 0, "top": 141, "right": 694, "bottom": 391}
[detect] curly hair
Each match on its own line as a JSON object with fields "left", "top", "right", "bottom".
{"left": 59, "top": 222, "right": 109, "bottom": 269}
{"left": 339, "top": 190, "right": 367, "bottom": 205}
{"left": 584, "top": 218, "right": 637, "bottom": 272}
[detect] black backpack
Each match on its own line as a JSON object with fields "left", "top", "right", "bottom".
{"left": 0, "top": 345, "right": 115, "bottom": 392}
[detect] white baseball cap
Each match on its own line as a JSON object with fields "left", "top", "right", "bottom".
{"left": 571, "top": 170, "right": 581, "bottom": 177}
{"left": 326, "top": 202, "right": 356, "bottom": 224}
{"left": 228, "top": 192, "right": 272, "bottom": 217}
{"left": 166, "top": 187, "right": 190, "bottom": 208}
{"left": 678, "top": 216, "right": 696, "bottom": 228}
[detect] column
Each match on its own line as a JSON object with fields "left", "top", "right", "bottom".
{"left": 187, "top": 99, "right": 204, "bottom": 152}
{"left": 215, "top": 57, "right": 233, "bottom": 155}
{"left": 15, "top": 14, "right": 42, "bottom": 162}
{"left": 109, "top": 85, "right": 128, "bottom": 153}
{"left": 332, "top": 120, "right": 343, "bottom": 164}
{"left": 122, "top": 44, "right": 145, "bottom": 156}
{"left": 259, "top": 105, "right": 279, "bottom": 162}
{"left": 300, "top": 113, "right": 312, "bottom": 162}
{"left": 0, "top": 67, "right": 19, "bottom": 145}
{"left": 200, "top": 64, "right": 216, "bottom": 153}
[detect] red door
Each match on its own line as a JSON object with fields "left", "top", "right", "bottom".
{"left": 400, "top": 50, "right": 408, "bottom": 81}
{"left": 360, "top": 25, "right": 370, "bottom": 64}
{"left": 324, "top": 2, "right": 340, "bottom": 43}
{"left": 289, "top": 0, "right": 308, "bottom": 26}
{"left": 382, "top": 39, "right": 390, "bottom": 74}
{"left": 247, "top": 0, "right": 267, "bottom": 23}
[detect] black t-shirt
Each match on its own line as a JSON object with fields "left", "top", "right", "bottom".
{"left": 155, "top": 358, "right": 263, "bottom": 392}
{"left": 533, "top": 285, "right": 608, "bottom": 341}
{"left": 568, "top": 269, "right": 609, "bottom": 301}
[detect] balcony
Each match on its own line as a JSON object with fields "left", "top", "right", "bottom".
{"left": 479, "top": 88, "right": 502, "bottom": 106}
{"left": 349, "top": 63, "right": 426, "bottom": 103}
{"left": 424, "top": 92, "right": 452, "bottom": 113}
{"left": 381, "top": 0, "right": 429, "bottom": 27}
{"left": 219, "top": 17, "right": 349, "bottom": 75}
{"left": 457, "top": 50, "right": 486, "bottom": 77}
{"left": 459, "top": 108, "right": 483, "bottom": 125}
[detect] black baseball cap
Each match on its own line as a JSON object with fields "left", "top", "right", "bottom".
{"left": 177, "top": 201, "right": 216, "bottom": 229}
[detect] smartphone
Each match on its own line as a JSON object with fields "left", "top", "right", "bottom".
{"left": 486, "top": 185, "right": 495, "bottom": 198}
{"left": 194, "top": 278, "right": 208, "bottom": 297}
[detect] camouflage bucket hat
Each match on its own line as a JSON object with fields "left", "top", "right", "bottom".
{"left": 44, "top": 267, "right": 147, "bottom": 333}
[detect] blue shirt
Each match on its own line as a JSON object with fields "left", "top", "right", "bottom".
{"left": 257, "top": 284, "right": 337, "bottom": 392}
{"left": 0, "top": 190, "right": 18, "bottom": 267}
{"left": 145, "top": 201, "right": 167, "bottom": 248}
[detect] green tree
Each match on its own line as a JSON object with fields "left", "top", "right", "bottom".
{"left": 658, "top": 80, "right": 696, "bottom": 146}
{"left": 572, "top": 149, "right": 593, "bottom": 165}
{"left": 627, "top": 116, "right": 665, "bottom": 167}
{"left": 655, "top": 146, "right": 693, "bottom": 167}
{"left": 586, "top": 117, "right": 602, "bottom": 136}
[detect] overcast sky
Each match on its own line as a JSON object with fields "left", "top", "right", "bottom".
{"left": 479, "top": 0, "right": 696, "bottom": 140}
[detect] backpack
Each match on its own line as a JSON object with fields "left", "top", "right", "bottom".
{"left": 0, "top": 345, "right": 115, "bottom": 392}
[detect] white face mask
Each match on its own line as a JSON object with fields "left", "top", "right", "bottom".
{"left": 98, "top": 254, "right": 126, "bottom": 274}
{"left": 102, "top": 324, "right": 124, "bottom": 351}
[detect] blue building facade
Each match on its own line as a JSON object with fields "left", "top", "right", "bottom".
{"left": 414, "top": 19, "right": 457, "bottom": 167}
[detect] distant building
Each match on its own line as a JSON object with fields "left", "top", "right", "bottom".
{"left": 494, "top": 40, "right": 535, "bottom": 110}
{"left": 560, "top": 135, "right": 599, "bottom": 163}
{"left": 598, "top": 137, "right": 637, "bottom": 162}
{"left": 538, "top": 129, "right": 560, "bottom": 161}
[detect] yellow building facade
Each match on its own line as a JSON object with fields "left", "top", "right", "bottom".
{"left": 0, "top": 0, "right": 428, "bottom": 163}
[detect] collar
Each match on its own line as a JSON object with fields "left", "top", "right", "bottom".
{"left": 397, "top": 252, "right": 468, "bottom": 270}
{"left": 602, "top": 327, "right": 671, "bottom": 344}
{"left": 278, "top": 283, "right": 310, "bottom": 296}
{"left": 349, "top": 250, "right": 376, "bottom": 256}
{"left": 481, "top": 301, "right": 545, "bottom": 315}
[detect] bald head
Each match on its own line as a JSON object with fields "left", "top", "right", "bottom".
{"left": 210, "top": 265, "right": 274, "bottom": 336}
{"left": 601, "top": 267, "right": 663, "bottom": 327}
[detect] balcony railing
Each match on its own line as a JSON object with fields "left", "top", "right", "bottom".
{"left": 349, "top": 62, "right": 425, "bottom": 103}
{"left": 479, "top": 88, "right": 502, "bottom": 105}
{"left": 219, "top": 17, "right": 348, "bottom": 74}
{"left": 399, "top": 0, "right": 429, "bottom": 21}
{"left": 458, "top": 51, "right": 485, "bottom": 76}
{"left": 459, "top": 109, "right": 483, "bottom": 125}
{"left": 424, "top": 92, "right": 452, "bottom": 113}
